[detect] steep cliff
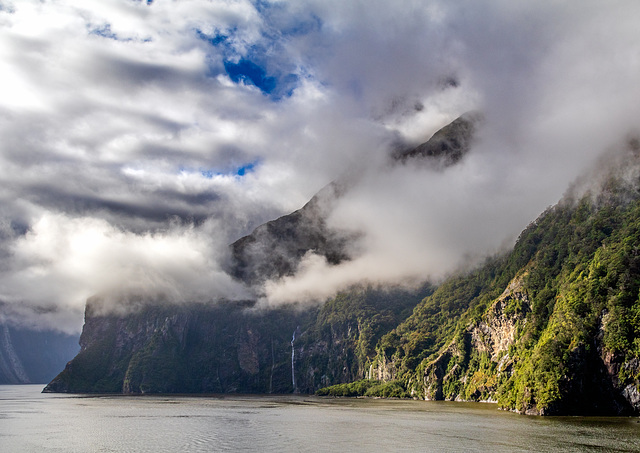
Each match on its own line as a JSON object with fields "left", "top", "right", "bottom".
{"left": 45, "top": 300, "right": 313, "bottom": 393}
{"left": 293, "top": 285, "right": 433, "bottom": 393}
{"left": 0, "top": 322, "right": 29, "bottom": 384}
{"left": 44, "top": 286, "right": 433, "bottom": 394}
{"left": 44, "top": 118, "right": 640, "bottom": 416}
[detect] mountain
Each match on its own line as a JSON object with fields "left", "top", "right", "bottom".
{"left": 0, "top": 320, "right": 79, "bottom": 384}
{"left": 323, "top": 144, "right": 640, "bottom": 415}
{"left": 43, "top": 286, "right": 432, "bottom": 394}
{"left": 392, "top": 111, "right": 479, "bottom": 167}
{"left": 368, "top": 179, "right": 640, "bottom": 414}
{"left": 229, "top": 113, "right": 479, "bottom": 286}
{"left": 43, "top": 299, "right": 310, "bottom": 394}
{"left": 44, "top": 117, "right": 640, "bottom": 416}
{"left": 228, "top": 181, "right": 351, "bottom": 286}
{"left": 43, "top": 115, "right": 467, "bottom": 395}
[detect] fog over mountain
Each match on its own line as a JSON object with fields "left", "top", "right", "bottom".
{"left": 1, "top": 0, "right": 640, "bottom": 333}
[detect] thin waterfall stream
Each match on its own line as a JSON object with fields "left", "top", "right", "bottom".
{"left": 291, "top": 327, "right": 298, "bottom": 392}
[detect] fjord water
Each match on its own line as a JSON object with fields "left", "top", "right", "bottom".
{"left": 1, "top": 386, "right": 638, "bottom": 452}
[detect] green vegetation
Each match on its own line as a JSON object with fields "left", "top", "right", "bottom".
{"left": 316, "top": 379, "right": 409, "bottom": 398}
{"left": 296, "top": 285, "right": 432, "bottom": 392}
{"left": 366, "top": 176, "right": 640, "bottom": 414}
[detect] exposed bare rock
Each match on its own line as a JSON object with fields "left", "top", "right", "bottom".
{"left": 470, "top": 273, "right": 530, "bottom": 360}
{"left": 371, "top": 354, "right": 400, "bottom": 383}
{"left": 601, "top": 350, "right": 640, "bottom": 413}
{"left": 394, "top": 112, "right": 482, "bottom": 169}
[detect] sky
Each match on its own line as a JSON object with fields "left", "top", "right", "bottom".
{"left": 1, "top": 0, "right": 640, "bottom": 333}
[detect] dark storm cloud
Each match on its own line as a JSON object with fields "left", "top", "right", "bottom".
{"left": 22, "top": 183, "right": 219, "bottom": 226}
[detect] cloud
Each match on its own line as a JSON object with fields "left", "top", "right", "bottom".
{"left": 0, "top": 212, "right": 249, "bottom": 334}
{"left": 0, "top": 0, "right": 640, "bottom": 328}
{"left": 261, "top": 0, "right": 640, "bottom": 304}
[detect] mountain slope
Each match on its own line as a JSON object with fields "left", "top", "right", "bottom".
{"left": 43, "top": 117, "right": 640, "bottom": 416}
{"left": 368, "top": 155, "right": 640, "bottom": 415}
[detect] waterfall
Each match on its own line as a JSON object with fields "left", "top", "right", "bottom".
{"left": 269, "top": 339, "right": 275, "bottom": 394}
{"left": 291, "top": 327, "right": 297, "bottom": 392}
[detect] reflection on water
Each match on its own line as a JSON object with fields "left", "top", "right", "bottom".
{"left": 0, "top": 385, "right": 638, "bottom": 452}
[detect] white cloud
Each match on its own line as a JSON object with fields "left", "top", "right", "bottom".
{"left": 261, "top": 0, "right": 640, "bottom": 304}
{"left": 0, "top": 212, "right": 249, "bottom": 333}
{"left": 1, "top": 0, "right": 640, "bottom": 329}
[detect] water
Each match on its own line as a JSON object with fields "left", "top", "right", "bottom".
{"left": 1, "top": 385, "right": 638, "bottom": 452}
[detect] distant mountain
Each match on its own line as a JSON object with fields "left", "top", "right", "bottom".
{"left": 44, "top": 115, "right": 640, "bottom": 416}
{"left": 0, "top": 320, "right": 79, "bottom": 384}
{"left": 229, "top": 181, "right": 352, "bottom": 286}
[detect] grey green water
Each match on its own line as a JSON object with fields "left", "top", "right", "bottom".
{"left": 1, "top": 385, "right": 638, "bottom": 452}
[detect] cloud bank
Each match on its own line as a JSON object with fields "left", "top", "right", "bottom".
{"left": 1, "top": 0, "right": 640, "bottom": 330}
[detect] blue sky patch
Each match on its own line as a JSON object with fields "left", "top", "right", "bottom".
{"left": 195, "top": 29, "right": 228, "bottom": 47}
{"left": 224, "top": 59, "right": 277, "bottom": 94}
{"left": 223, "top": 58, "right": 299, "bottom": 100}
{"left": 195, "top": 22, "right": 302, "bottom": 100}
{"left": 198, "top": 161, "right": 259, "bottom": 179}
{"left": 235, "top": 162, "right": 256, "bottom": 176}
{"left": 89, "top": 24, "right": 121, "bottom": 40}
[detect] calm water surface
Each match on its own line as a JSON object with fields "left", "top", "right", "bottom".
{"left": 0, "top": 385, "right": 638, "bottom": 452}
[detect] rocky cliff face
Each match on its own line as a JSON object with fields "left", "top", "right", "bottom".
{"left": 44, "top": 285, "right": 427, "bottom": 394}
{"left": 469, "top": 273, "right": 530, "bottom": 361}
{"left": 370, "top": 260, "right": 640, "bottom": 415}
{"left": 45, "top": 300, "right": 311, "bottom": 393}
{"left": 293, "top": 286, "right": 431, "bottom": 393}
{"left": 0, "top": 322, "right": 29, "bottom": 384}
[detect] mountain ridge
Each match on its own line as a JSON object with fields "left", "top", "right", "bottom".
{"left": 43, "top": 117, "right": 640, "bottom": 416}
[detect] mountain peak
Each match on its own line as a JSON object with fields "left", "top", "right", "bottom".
{"left": 394, "top": 111, "right": 482, "bottom": 168}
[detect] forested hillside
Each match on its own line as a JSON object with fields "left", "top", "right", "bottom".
{"left": 326, "top": 151, "right": 640, "bottom": 415}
